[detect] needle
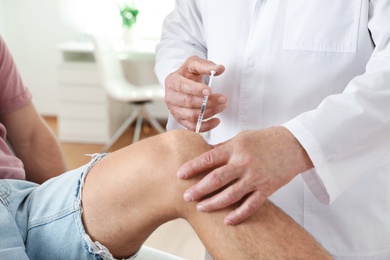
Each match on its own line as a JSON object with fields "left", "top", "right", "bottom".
{"left": 195, "top": 70, "right": 216, "bottom": 133}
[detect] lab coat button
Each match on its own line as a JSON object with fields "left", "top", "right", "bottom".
{"left": 247, "top": 57, "right": 255, "bottom": 68}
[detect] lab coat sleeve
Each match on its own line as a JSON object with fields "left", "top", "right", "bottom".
{"left": 154, "top": 0, "right": 207, "bottom": 89}
{"left": 284, "top": 0, "right": 390, "bottom": 204}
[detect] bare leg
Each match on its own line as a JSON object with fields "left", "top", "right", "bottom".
{"left": 82, "top": 129, "right": 330, "bottom": 259}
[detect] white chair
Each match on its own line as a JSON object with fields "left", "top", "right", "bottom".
{"left": 92, "top": 34, "right": 165, "bottom": 151}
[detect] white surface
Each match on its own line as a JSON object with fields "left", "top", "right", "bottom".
{"left": 137, "top": 246, "right": 184, "bottom": 260}
{"left": 144, "top": 219, "right": 205, "bottom": 260}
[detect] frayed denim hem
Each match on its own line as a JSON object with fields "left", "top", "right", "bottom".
{"left": 75, "top": 153, "right": 139, "bottom": 260}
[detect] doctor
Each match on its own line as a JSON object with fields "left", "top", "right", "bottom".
{"left": 155, "top": 0, "right": 390, "bottom": 259}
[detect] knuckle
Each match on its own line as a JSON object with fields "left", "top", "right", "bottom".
{"left": 201, "top": 152, "right": 214, "bottom": 166}
{"left": 164, "top": 73, "right": 174, "bottom": 87}
{"left": 164, "top": 94, "right": 171, "bottom": 104}
{"left": 224, "top": 190, "right": 240, "bottom": 205}
{"left": 258, "top": 192, "right": 269, "bottom": 203}
{"left": 192, "top": 186, "right": 203, "bottom": 199}
{"left": 245, "top": 200, "right": 259, "bottom": 215}
{"left": 189, "top": 55, "right": 198, "bottom": 61}
{"left": 209, "top": 172, "right": 223, "bottom": 188}
{"left": 240, "top": 155, "right": 256, "bottom": 167}
{"left": 189, "top": 111, "right": 200, "bottom": 122}
{"left": 242, "top": 176, "right": 258, "bottom": 191}
{"left": 185, "top": 55, "right": 199, "bottom": 67}
{"left": 169, "top": 109, "right": 181, "bottom": 119}
{"left": 176, "top": 81, "right": 188, "bottom": 95}
{"left": 180, "top": 93, "right": 191, "bottom": 107}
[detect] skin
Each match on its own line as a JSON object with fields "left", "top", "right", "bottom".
{"left": 164, "top": 55, "right": 227, "bottom": 132}
{"left": 82, "top": 129, "right": 330, "bottom": 259}
{"left": 0, "top": 36, "right": 67, "bottom": 183}
{"left": 0, "top": 102, "right": 67, "bottom": 183}
{"left": 164, "top": 56, "right": 314, "bottom": 225}
{"left": 179, "top": 127, "right": 314, "bottom": 225}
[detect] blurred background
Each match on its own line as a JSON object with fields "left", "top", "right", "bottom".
{"left": 0, "top": 0, "right": 173, "bottom": 115}
{"left": 0, "top": 1, "right": 206, "bottom": 259}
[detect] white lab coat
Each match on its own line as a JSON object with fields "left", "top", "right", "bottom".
{"left": 155, "top": 0, "right": 390, "bottom": 259}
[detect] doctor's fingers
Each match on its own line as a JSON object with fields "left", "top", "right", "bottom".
{"left": 194, "top": 177, "right": 268, "bottom": 225}
{"left": 166, "top": 93, "right": 226, "bottom": 119}
{"left": 167, "top": 97, "right": 222, "bottom": 119}
{"left": 179, "top": 118, "right": 221, "bottom": 133}
{"left": 178, "top": 143, "right": 231, "bottom": 180}
{"left": 165, "top": 87, "right": 223, "bottom": 109}
{"left": 167, "top": 105, "right": 217, "bottom": 131}
{"left": 194, "top": 118, "right": 221, "bottom": 133}
{"left": 191, "top": 165, "right": 265, "bottom": 213}
{"left": 165, "top": 70, "right": 210, "bottom": 96}
{"left": 165, "top": 90, "right": 202, "bottom": 111}
{"left": 168, "top": 105, "right": 198, "bottom": 128}
{"left": 181, "top": 55, "right": 225, "bottom": 79}
{"left": 223, "top": 190, "right": 267, "bottom": 225}
{"left": 182, "top": 163, "right": 243, "bottom": 203}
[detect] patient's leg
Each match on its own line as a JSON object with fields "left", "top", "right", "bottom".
{"left": 82, "top": 129, "right": 330, "bottom": 259}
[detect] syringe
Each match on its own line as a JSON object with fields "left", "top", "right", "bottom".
{"left": 195, "top": 70, "right": 216, "bottom": 133}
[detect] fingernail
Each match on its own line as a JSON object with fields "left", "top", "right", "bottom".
{"left": 202, "top": 89, "right": 210, "bottom": 96}
{"left": 224, "top": 218, "right": 234, "bottom": 225}
{"left": 197, "top": 204, "right": 206, "bottom": 212}
{"left": 184, "top": 192, "right": 194, "bottom": 202}
{"left": 177, "top": 169, "right": 186, "bottom": 179}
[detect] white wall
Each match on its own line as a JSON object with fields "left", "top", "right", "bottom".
{"left": 2, "top": 0, "right": 174, "bottom": 116}
{"left": 0, "top": 2, "right": 7, "bottom": 36}
{"left": 3, "top": 0, "right": 86, "bottom": 115}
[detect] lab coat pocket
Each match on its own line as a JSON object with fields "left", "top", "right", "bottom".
{"left": 283, "top": 0, "right": 362, "bottom": 53}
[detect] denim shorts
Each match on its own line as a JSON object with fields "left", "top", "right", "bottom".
{"left": 0, "top": 153, "right": 137, "bottom": 260}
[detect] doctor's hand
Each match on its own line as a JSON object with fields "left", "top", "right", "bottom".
{"left": 177, "top": 127, "right": 314, "bottom": 225}
{"left": 164, "top": 55, "right": 226, "bottom": 132}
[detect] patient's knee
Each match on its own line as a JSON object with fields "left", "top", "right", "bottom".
{"left": 164, "top": 129, "right": 212, "bottom": 162}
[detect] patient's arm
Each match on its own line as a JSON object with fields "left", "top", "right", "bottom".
{"left": 82, "top": 129, "right": 331, "bottom": 259}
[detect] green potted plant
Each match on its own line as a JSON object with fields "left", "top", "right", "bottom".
{"left": 118, "top": 1, "right": 139, "bottom": 43}
{"left": 118, "top": 2, "right": 139, "bottom": 29}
